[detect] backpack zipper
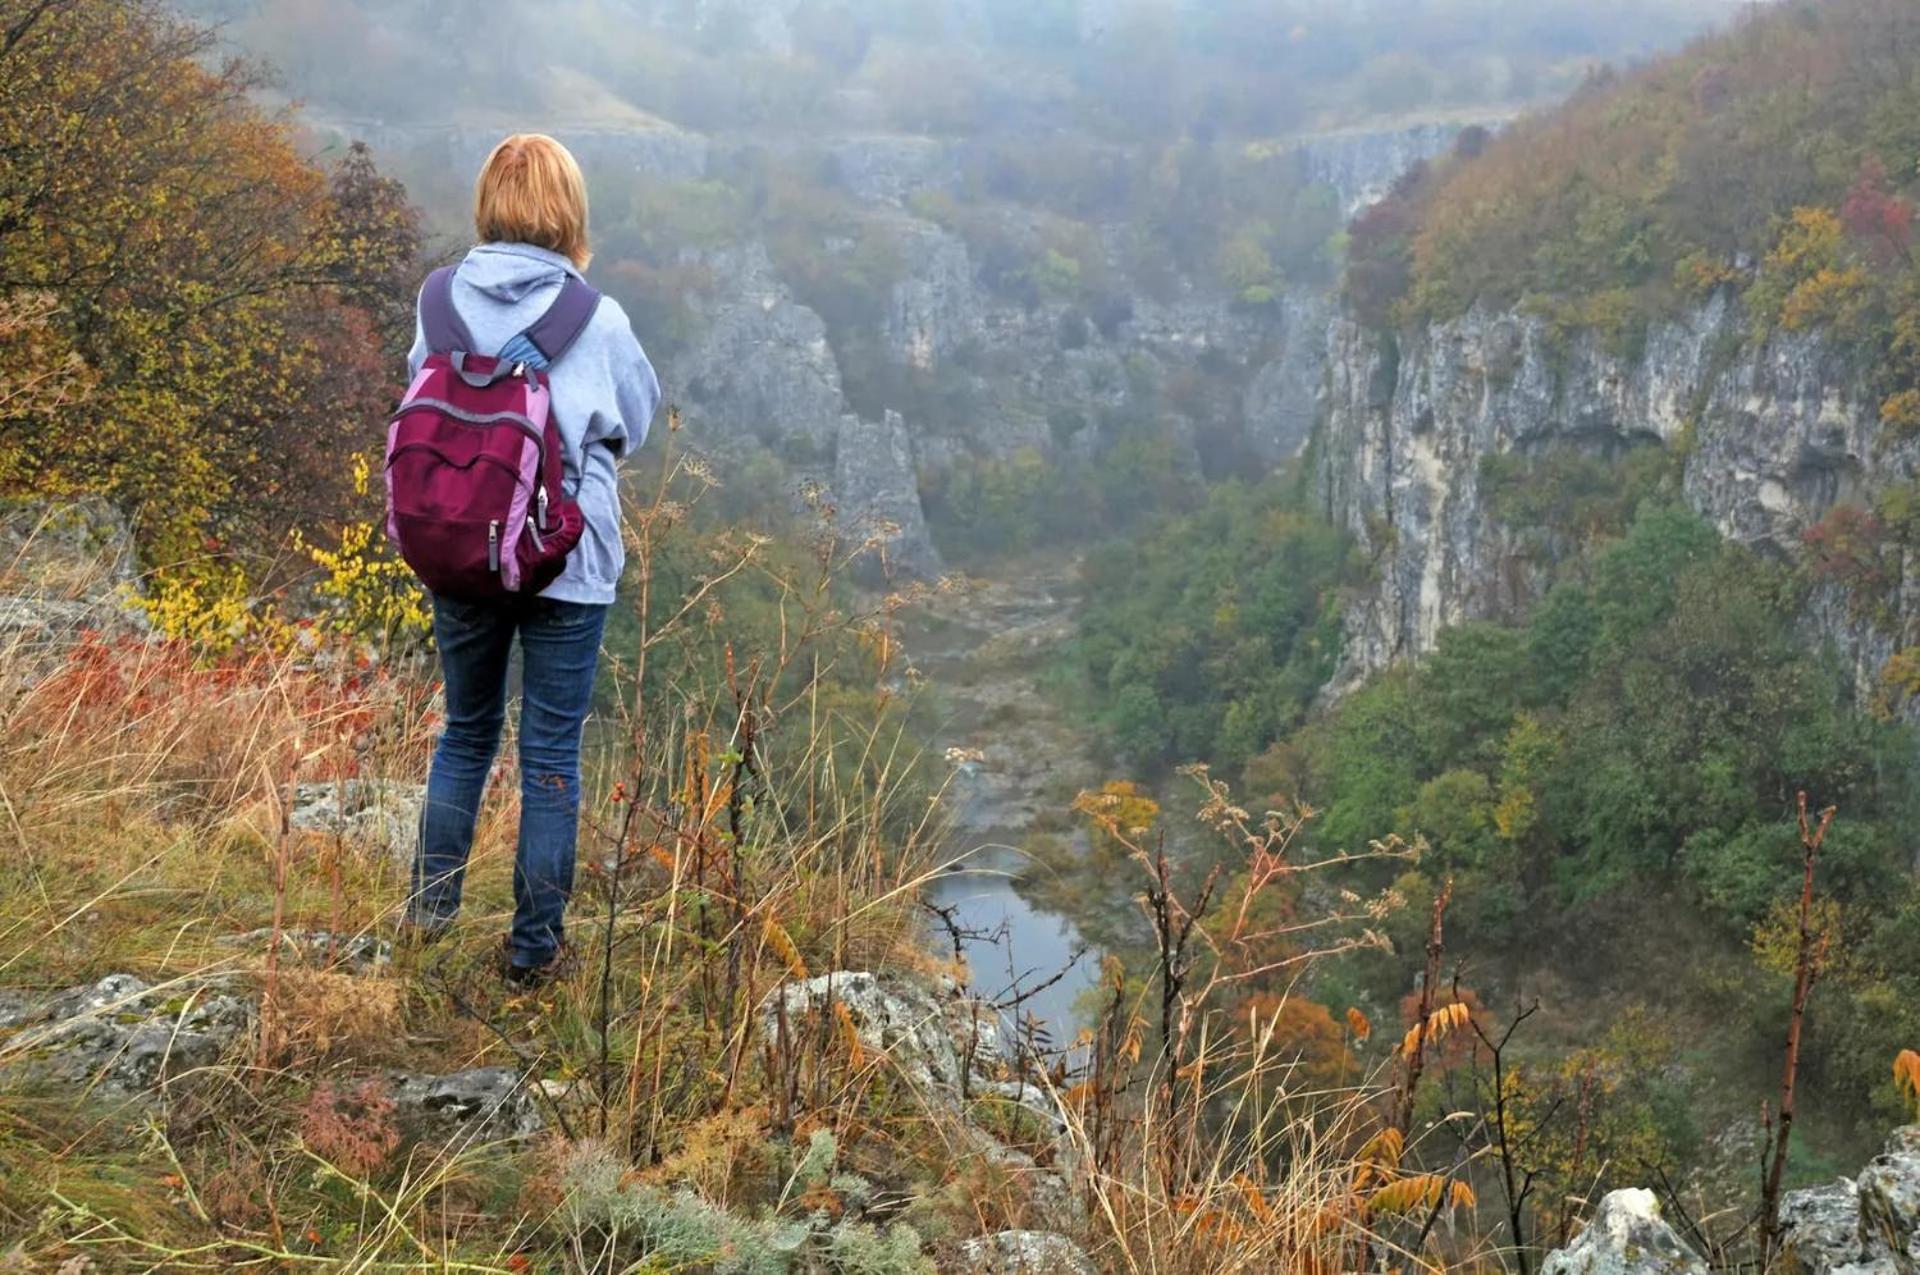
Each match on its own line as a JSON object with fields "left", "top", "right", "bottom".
{"left": 536, "top": 486, "right": 549, "bottom": 532}
{"left": 487, "top": 520, "right": 501, "bottom": 573}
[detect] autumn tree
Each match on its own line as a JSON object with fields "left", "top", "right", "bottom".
{"left": 0, "top": 0, "right": 420, "bottom": 595}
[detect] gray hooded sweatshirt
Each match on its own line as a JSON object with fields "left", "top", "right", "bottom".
{"left": 408, "top": 242, "right": 660, "bottom": 607}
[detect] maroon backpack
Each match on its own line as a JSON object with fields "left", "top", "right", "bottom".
{"left": 384, "top": 266, "right": 599, "bottom": 601}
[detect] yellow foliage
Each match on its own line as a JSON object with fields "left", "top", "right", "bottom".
{"left": 295, "top": 455, "right": 431, "bottom": 645}
{"left": 1369, "top": 1173, "right": 1475, "bottom": 1215}
{"left": 1400, "top": 1000, "right": 1472, "bottom": 1057}
{"left": 1779, "top": 266, "right": 1873, "bottom": 333}
{"left": 1672, "top": 250, "right": 1743, "bottom": 298}
{"left": 1072, "top": 780, "right": 1162, "bottom": 842}
{"left": 765, "top": 918, "right": 810, "bottom": 980}
{"left": 135, "top": 560, "right": 260, "bottom": 652}
{"left": 1895, "top": 1049, "right": 1920, "bottom": 1113}
{"left": 1346, "top": 1006, "right": 1373, "bottom": 1043}
{"left": 1882, "top": 390, "right": 1920, "bottom": 439}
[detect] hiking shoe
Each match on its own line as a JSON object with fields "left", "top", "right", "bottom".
{"left": 499, "top": 940, "right": 572, "bottom": 991}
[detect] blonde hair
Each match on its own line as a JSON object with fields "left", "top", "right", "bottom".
{"left": 474, "top": 134, "right": 592, "bottom": 270}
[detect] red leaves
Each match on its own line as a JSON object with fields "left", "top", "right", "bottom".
{"left": 1841, "top": 158, "right": 1915, "bottom": 265}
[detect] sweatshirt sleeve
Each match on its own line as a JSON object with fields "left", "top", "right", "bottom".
{"left": 590, "top": 299, "right": 660, "bottom": 461}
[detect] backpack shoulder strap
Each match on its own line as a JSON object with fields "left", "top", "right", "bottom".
{"left": 420, "top": 266, "right": 480, "bottom": 354}
{"left": 519, "top": 276, "right": 603, "bottom": 366}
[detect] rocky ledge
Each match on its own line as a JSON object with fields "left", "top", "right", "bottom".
{"left": 0, "top": 965, "right": 544, "bottom": 1148}
{"left": 1775, "top": 1127, "right": 1920, "bottom": 1274}
{"left": 764, "top": 970, "right": 1094, "bottom": 1268}
{"left": 1536, "top": 1129, "right": 1920, "bottom": 1274}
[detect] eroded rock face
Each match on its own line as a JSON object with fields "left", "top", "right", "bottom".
{"left": 0, "top": 974, "right": 251, "bottom": 1097}
{"left": 1540, "top": 1189, "right": 1708, "bottom": 1275}
{"left": 1776, "top": 1127, "right": 1920, "bottom": 1273}
{"left": 1317, "top": 294, "right": 1918, "bottom": 704}
{"left": 1299, "top": 116, "right": 1512, "bottom": 215}
{"left": 954, "top": 1229, "right": 1099, "bottom": 1274}
{"left": 0, "top": 498, "right": 146, "bottom": 648}
{"left": 677, "top": 244, "right": 851, "bottom": 461}
{"left": 832, "top": 410, "right": 945, "bottom": 581}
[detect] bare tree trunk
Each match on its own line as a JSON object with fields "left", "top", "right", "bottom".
{"left": 1761, "top": 794, "right": 1835, "bottom": 1264}
{"left": 1395, "top": 879, "right": 1454, "bottom": 1137}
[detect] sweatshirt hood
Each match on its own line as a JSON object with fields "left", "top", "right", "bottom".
{"left": 458, "top": 242, "right": 583, "bottom": 303}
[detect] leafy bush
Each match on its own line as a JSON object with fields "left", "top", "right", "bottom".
{"left": 1074, "top": 476, "right": 1360, "bottom": 772}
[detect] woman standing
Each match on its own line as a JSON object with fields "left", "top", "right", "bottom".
{"left": 402, "top": 134, "right": 659, "bottom": 987}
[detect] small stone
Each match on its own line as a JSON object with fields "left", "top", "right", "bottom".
{"left": 387, "top": 1067, "right": 544, "bottom": 1145}
{"left": 220, "top": 928, "right": 392, "bottom": 971}
{"left": 954, "top": 1230, "right": 1098, "bottom": 1275}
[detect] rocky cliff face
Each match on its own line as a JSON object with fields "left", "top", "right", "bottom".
{"left": 318, "top": 109, "right": 1474, "bottom": 578}
{"left": 1299, "top": 115, "right": 1510, "bottom": 215}
{"left": 669, "top": 208, "right": 1337, "bottom": 577}
{"left": 1315, "top": 292, "right": 1919, "bottom": 701}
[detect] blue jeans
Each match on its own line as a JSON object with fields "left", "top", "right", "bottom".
{"left": 411, "top": 594, "right": 607, "bottom": 969}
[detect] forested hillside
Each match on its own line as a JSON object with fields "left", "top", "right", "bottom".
{"left": 1066, "top": 0, "right": 1920, "bottom": 1194}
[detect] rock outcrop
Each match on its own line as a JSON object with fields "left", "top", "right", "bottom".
{"left": 1316, "top": 292, "right": 1916, "bottom": 702}
{"left": 955, "top": 1229, "right": 1100, "bottom": 1274}
{"left": 1775, "top": 1127, "right": 1920, "bottom": 1273}
{"left": 289, "top": 779, "right": 425, "bottom": 867}
{"left": 1534, "top": 1129, "right": 1920, "bottom": 1274}
{"left": 1300, "top": 115, "right": 1510, "bottom": 215}
{"left": 0, "top": 498, "right": 146, "bottom": 648}
{"left": 0, "top": 973, "right": 251, "bottom": 1097}
{"left": 763, "top": 971, "right": 1080, "bottom": 1234}
{"left": 387, "top": 1066, "right": 546, "bottom": 1145}
{"left": 833, "top": 410, "right": 944, "bottom": 580}
{"left": 1539, "top": 1189, "right": 1708, "bottom": 1275}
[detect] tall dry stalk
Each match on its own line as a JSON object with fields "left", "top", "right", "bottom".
{"left": 1760, "top": 792, "right": 1836, "bottom": 1262}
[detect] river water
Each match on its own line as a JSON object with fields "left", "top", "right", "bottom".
{"left": 906, "top": 557, "right": 1106, "bottom": 1036}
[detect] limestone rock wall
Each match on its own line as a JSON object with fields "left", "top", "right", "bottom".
{"left": 1315, "top": 293, "right": 1920, "bottom": 702}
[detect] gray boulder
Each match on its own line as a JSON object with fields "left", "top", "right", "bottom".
{"left": 1776, "top": 1127, "right": 1920, "bottom": 1273}
{"left": 1540, "top": 1189, "right": 1707, "bottom": 1275}
{"left": 762, "top": 971, "right": 1079, "bottom": 1230}
{"left": 1858, "top": 1128, "right": 1920, "bottom": 1270}
{"left": 0, "top": 973, "right": 251, "bottom": 1097}
{"left": 387, "top": 1067, "right": 545, "bottom": 1146}
{"left": 1779, "top": 1180, "right": 1870, "bottom": 1275}
{"left": 763, "top": 971, "right": 967, "bottom": 1095}
{"left": 289, "top": 779, "right": 423, "bottom": 865}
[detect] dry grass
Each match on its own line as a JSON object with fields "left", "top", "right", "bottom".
{"left": 0, "top": 453, "right": 1475, "bottom": 1271}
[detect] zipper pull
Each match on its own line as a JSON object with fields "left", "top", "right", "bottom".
{"left": 488, "top": 520, "right": 501, "bottom": 573}
{"left": 537, "top": 486, "right": 549, "bottom": 532}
